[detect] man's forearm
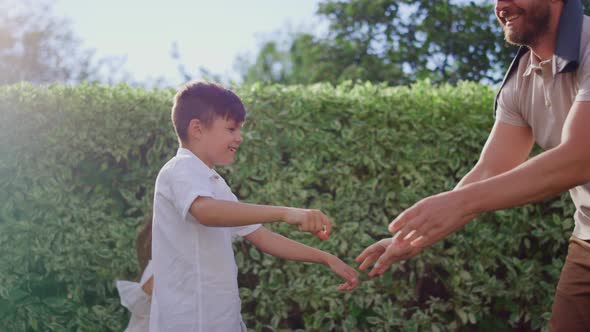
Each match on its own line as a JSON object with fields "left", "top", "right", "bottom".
{"left": 461, "top": 144, "right": 590, "bottom": 215}
{"left": 454, "top": 164, "right": 498, "bottom": 190}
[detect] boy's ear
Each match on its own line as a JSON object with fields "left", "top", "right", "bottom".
{"left": 187, "top": 119, "right": 204, "bottom": 140}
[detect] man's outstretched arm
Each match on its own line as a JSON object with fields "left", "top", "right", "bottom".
{"left": 392, "top": 101, "right": 590, "bottom": 249}
{"left": 357, "top": 119, "right": 534, "bottom": 276}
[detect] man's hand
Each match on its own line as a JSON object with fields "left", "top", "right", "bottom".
{"left": 388, "top": 191, "right": 476, "bottom": 247}
{"left": 284, "top": 208, "right": 332, "bottom": 240}
{"left": 355, "top": 234, "right": 421, "bottom": 277}
{"left": 323, "top": 254, "right": 359, "bottom": 291}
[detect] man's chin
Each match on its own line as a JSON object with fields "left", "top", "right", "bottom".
{"left": 504, "top": 31, "right": 527, "bottom": 46}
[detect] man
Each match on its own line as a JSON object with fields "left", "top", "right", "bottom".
{"left": 356, "top": 0, "right": 590, "bottom": 329}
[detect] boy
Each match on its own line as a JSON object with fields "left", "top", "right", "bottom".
{"left": 150, "top": 81, "right": 358, "bottom": 332}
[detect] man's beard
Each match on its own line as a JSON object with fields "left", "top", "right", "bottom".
{"left": 499, "top": 4, "right": 551, "bottom": 46}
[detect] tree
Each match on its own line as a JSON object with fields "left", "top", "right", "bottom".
{"left": 0, "top": 0, "right": 126, "bottom": 85}
{"left": 241, "top": 0, "right": 590, "bottom": 86}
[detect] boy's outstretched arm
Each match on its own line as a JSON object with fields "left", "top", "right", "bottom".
{"left": 244, "top": 227, "right": 358, "bottom": 291}
{"left": 190, "top": 197, "right": 331, "bottom": 240}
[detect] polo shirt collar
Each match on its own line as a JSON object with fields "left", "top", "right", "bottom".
{"left": 494, "top": 0, "right": 584, "bottom": 112}
{"left": 523, "top": 52, "right": 554, "bottom": 77}
{"left": 177, "top": 147, "right": 220, "bottom": 179}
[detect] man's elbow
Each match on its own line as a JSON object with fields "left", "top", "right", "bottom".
{"left": 561, "top": 142, "right": 590, "bottom": 184}
{"left": 576, "top": 158, "right": 590, "bottom": 184}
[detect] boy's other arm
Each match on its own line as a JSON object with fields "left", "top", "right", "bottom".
{"left": 141, "top": 276, "right": 153, "bottom": 296}
{"left": 190, "top": 197, "right": 332, "bottom": 239}
{"left": 244, "top": 227, "right": 358, "bottom": 290}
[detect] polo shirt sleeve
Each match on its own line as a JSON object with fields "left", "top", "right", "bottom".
{"left": 495, "top": 77, "right": 529, "bottom": 127}
{"left": 168, "top": 159, "right": 215, "bottom": 221}
{"left": 575, "top": 47, "right": 590, "bottom": 101}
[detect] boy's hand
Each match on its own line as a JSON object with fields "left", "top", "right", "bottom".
{"left": 284, "top": 208, "right": 332, "bottom": 240}
{"left": 324, "top": 254, "right": 358, "bottom": 291}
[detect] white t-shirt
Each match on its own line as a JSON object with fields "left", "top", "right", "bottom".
{"left": 149, "top": 148, "right": 260, "bottom": 332}
{"left": 116, "top": 261, "right": 153, "bottom": 332}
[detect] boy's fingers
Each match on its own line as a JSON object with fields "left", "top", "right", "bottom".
{"left": 308, "top": 218, "right": 317, "bottom": 234}
{"left": 315, "top": 230, "right": 328, "bottom": 241}
{"left": 337, "top": 281, "right": 355, "bottom": 291}
{"left": 322, "top": 216, "right": 332, "bottom": 237}
{"left": 345, "top": 269, "right": 358, "bottom": 283}
{"left": 347, "top": 274, "right": 359, "bottom": 288}
{"left": 315, "top": 221, "right": 330, "bottom": 240}
{"left": 347, "top": 278, "right": 358, "bottom": 290}
{"left": 309, "top": 214, "right": 318, "bottom": 233}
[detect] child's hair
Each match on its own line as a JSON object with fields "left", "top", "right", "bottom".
{"left": 171, "top": 81, "right": 246, "bottom": 142}
{"left": 136, "top": 212, "right": 152, "bottom": 278}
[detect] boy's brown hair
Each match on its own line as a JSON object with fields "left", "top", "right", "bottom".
{"left": 171, "top": 81, "right": 246, "bottom": 142}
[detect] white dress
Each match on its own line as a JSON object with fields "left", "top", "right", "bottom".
{"left": 116, "top": 261, "right": 153, "bottom": 332}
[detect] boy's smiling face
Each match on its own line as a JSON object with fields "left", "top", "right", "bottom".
{"left": 194, "top": 116, "right": 243, "bottom": 168}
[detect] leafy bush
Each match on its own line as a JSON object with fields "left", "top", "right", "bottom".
{"left": 0, "top": 81, "right": 573, "bottom": 331}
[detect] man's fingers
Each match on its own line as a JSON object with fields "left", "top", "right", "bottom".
{"left": 368, "top": 244, "right": 422, "bottom": 277}
{"left": 367, "top": 242, "right": 409, "bottom": 277}
{"left": 356, "top": 238, "right": 390, "bottom": 262}
{"left": 410, "top": 234, "right": 427, "bottom": 247}
{"left": 368, "top": 255, "right": 393, "bottom": 277}
{"left": 388, "top": 209, "right": 412, "bottom": 233}
{"left": 355, "top": 243, "right": 378, "bottom": 263}
{"left": 355, "top": 247, "right": 372, "bottom": 263}
{"left": 358, "top": 253, "right": 380, "bottom": 271}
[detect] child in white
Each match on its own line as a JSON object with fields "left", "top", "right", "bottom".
{"left": 116, "top": 261, "right": 153, "bottom": 332}
{"left": 150, "top": 82, "right": 358, "bottom": 332}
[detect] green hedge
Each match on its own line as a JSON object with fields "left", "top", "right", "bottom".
{"left": 0, "top": 81, "right": 574, "bottom": 331}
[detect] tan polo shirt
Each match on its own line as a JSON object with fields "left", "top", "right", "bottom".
{"left": 496, "top": 15, "right": 590, "bottom": 240}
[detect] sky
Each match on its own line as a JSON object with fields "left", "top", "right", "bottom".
{"left": 53, "top": 0, "right": 326, "bottom": 86}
